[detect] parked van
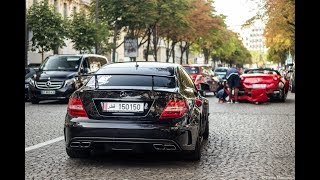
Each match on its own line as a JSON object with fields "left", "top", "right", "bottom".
{"left": 28, "top": 54, "right": 109, "bottom": 104}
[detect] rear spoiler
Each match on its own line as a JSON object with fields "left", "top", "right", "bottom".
{"left": 75, "top": 73, "right": 177, "bottom": 91}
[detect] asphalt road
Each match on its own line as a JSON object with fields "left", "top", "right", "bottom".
{"left": 25, "top": 93, "right": 295, "bottom": 180}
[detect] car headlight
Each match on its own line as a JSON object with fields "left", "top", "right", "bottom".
{"left": 29, "top": 78, "right": 35, "bottom": 86}
{"left": 65, "top": 78, "right": 76, "bottom": 87}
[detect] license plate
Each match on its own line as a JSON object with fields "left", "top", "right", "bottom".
{"left": 101, "top": 102, "right": 144, "bottom": 112}
{"left": 41, "top": 90, "right": 55, "bottom": 95}
{"left": 252, "top": 84, "right": 266, "bottom": 89}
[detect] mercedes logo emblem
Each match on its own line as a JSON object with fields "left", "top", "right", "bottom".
{"left": 119, "top": 91, "right": 127, "bottom": 98}
{"left": 46, "top": 81, "right": 51, "bottom": 87}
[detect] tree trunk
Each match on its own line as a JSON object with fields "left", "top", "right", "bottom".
{"left": 145, "top": 28, "right": 152, "bottom": 61}
{"left": 170, "top": 40, "right": 177, "bottom": 63}
{"left": 186, "top": 46, "right": 189, "bottom": 64}
{"left": 203, "top": 48, "right": 209, "bottom": 64}
{"left": 112, "top": 25, "right": 117, "bottom": 63}
{"left": 152, "top": 26, "right": 158, "bottom": 62}
{"left": 166, "top": 38, "right": 170, "bottom": 62}
{"left": 41, "top": 51, "right": 44, "bottom": 62}
{"left": 179, "top": 42, "right": 183, "bottom": 64}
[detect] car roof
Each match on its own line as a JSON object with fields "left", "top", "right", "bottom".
{"left": 49, "top": 54, "right": 107, "bottom": 59}
{"left": 182, "top": 64, "right": 211, "bottom": 67}
{"left": 98, "top": 62, "right": 179, "bottom": 76}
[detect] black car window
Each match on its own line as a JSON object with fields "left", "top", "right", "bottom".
{"left": 184, "top": 66, "right": 199, "bottom": 74}
{"left": 40, "top": 55, "right": 81, "bottom": 71}
{"left": 86, "top": 75, "right": 176, "bottom": 88}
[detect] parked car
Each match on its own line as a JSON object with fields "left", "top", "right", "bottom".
{"left": 213, "top": 67, "right": 228, "bottom": 81}
{"left": 64, "top": 62, "right": 210, "bottom": 161}
{"left": 289, "top": 65, "right": 295, "bottom": 93}
{"left": 25, "top": 68, "right": 38, "bottom": 101}
{"left": 27, "top": 63, "right": 41, "bottom": 69}
{"left": 28, "top": 54, "right": 109, "bottom": 104}
{"left": 238, "top": 68, "right": 289, "bottom": 102}
{"left": 182, "top": 64, "right": 220, "bottom": 96}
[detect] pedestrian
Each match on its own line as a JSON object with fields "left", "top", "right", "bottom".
{"left": 216, "top": 80, "right": 229, "bottom": 103}
{"left": 226, "top": 66, "right": 241, "bottom": 103}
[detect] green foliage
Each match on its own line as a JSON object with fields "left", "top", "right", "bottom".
{"left": 68, "top": 11, "right": 97, "bottom": 53}
{"left": 27, "top": 1, "right": 67, "bottom": 59}
{"left": 68, "top": 10, "right": 111, "bottom": 54}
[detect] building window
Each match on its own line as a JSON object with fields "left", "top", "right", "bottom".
{"left": 64, "top": 3, "right": 68, "bottom": 19}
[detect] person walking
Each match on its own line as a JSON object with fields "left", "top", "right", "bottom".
{"left": 226, "top": 66, "right": 241, "bottom": 103}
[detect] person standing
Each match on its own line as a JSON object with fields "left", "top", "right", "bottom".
{"left": 226, "top": 66, "right": 241, "bottom": 103}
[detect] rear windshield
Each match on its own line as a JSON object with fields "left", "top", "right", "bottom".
{"left": 86, "top": 75, "right": 176, "bottom": 88}
{"left": 183, "top": 67, "right": 199, "bottom": 74}
{"left": 40, "top": 56, "right": 82, "bottom": 71}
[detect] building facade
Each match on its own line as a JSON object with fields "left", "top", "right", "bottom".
{"left": 239, "top": 20, "right": 268, "bottom": 53}
{"left": 26, "top": 0, "right": 90, "bottom": 64}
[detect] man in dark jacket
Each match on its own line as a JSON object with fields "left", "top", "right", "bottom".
{"left": 226, "top": 66, "right": 241, "bottom": 103}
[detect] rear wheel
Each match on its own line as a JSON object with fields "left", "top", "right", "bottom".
{"left": 66, "top": 148, "right": 90, "bottom": 158}
{"left": 278, "top": 88, "right": 286, "bottom": 102}
{"left": 203, "top": 117, "right": 209, "bottom": 140}
{"left": 291, "top": 84, "right": 295, "bottom": 93}
{"left": 184, "top": 136, "right": 201, "bottom": 161}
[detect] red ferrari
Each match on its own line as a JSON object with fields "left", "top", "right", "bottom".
{"left": 235, "top": 68, "right": 289, "bottom": 103}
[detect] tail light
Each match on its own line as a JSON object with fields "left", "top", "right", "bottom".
{"left": 159, "top": 99, "right": 187, "bottom": 120}
{"left": 67, "top": 97, "right": 88, "bottom": 117}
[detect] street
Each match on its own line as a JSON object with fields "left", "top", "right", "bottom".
{"left": 25, "top": 93, "right": 295, "bottom": 180}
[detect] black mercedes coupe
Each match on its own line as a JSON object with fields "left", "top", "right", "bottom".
{"left": 64, "top": 62, "right": 209, "bottom": 161}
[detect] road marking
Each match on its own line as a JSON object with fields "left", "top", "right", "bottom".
{"left": 25, "top": 136, "right": 64, "bottom": 152}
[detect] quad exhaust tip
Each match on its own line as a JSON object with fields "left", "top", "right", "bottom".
{"left": 153, "top": 144, "right": 176, "bottom": 151}
{"left": 70, "top": 141, "right": 91, "bottom": 148}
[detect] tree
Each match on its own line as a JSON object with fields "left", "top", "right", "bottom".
{"left": 243, "top": 0, "right": 295, "bottom": 63}
{"left": 68, "top": 10, "right": 111, "bottom": 54}
{"left": 27, "top": 1, "right": 67, "bottom": 62}
{"left": 264, "top": 0, "right": 295, "bottom": 63}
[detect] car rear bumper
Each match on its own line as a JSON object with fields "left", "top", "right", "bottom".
{"left": 64, "top": 117, "right": 198, "bottom": 153}
{"left": 238, "top": 89, "right": 282, "bottom": 99}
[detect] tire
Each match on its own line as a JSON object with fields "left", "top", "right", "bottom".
{"left": 291, "top": 84, "right": 295, "bottom": 93}
{"left": 66, "top": 148, "right": 90, "bottom": 158}
{"left": 30, "top": 97, "right": 39, "bottom": 104}
{"left": 279, "top": 88, "right": 286, "bottom": 102}
{"left": 203, "top": 118, "right": 209, "bottom": 140}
